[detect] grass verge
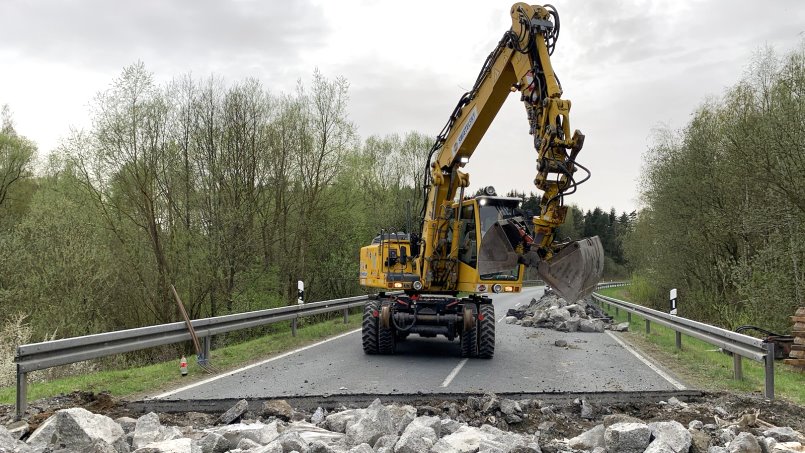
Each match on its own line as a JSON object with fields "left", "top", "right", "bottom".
{"left": 595, "top": 287, "right": 805, "bottom": 405}
{"left": 0, "top": 313, "right": 363, "bottom": 405}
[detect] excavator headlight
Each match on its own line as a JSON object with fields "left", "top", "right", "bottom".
{"left": 412, "top": 281, "right": 423, "bottom": 291}
{"left": 504, "top": 286, "right": 514, "bottom": 292}
{"left": 492, "top": 284, "right": 502, "bottom": 293}
{"left": 459, "top": 156, "right": 469, "bottom": 164}
{"left": 393, "top": 282, "right": 403, "bottom": 289}
{"left": 484, "top": 186, "right": 496, "bottom": 196}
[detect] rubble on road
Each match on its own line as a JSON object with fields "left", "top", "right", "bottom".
{"left": 3, "top": 391, "right": 804, "bottom": 453}
{"left": 506, "top": 292, "right": 615, "bottom": 333}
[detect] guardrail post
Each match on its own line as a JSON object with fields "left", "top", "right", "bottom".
{"left": 200, "top": 336, "right": 211, "bottom": 365}
{"left": 764, "top": 343, "right": 775, "bottom": 400}
{"left": 343, "top": 308, "right": 349, "bottom": 324}
{"left": 615, "top": 306, "right": 619, "bottom": 316}
{"left": 675, "top": 331, "right": 682, "bottom": 350}
{"left": 16, "top": 365, "right": 26, "bottom": 420}
{"left": 733, "top": 354, "right": 743, "bottom": 381}
{"left": 291, "top": 318, "right": 297, "bottom": 337}
{"left": 645, "top": 319, "right": 651, "bottom": 334}
{"left": 627, "top": 312, "right": 632, "bottom": 323}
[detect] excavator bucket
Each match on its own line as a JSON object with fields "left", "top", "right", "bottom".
{"left": 478, "top": 222, "right": 604, "bottom": 302}
{"left": 536, "top": 236, "right": 604, "bottom": 303}
{"left": 477, "top": 222, "right": 521, "bottom": 276}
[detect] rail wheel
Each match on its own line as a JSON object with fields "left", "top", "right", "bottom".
{"left": 378, "top": 302, "right": 396, "bottom": 354}
{"left": 460, "top": 304, "right": 478, "bottom": 358}
{"left": 477, "top": 303, "right": 495, "bottom": 359}
{"left": 362, "top": 301, "right": 379, "bottom": 354}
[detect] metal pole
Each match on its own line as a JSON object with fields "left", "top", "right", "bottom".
{"left": 675, "top": 331, "right": 682, "bottom": 350}
{"left": 200, "top": 336, "right": 211, "bottom": 365}
{"left": 292, "top": 318, "right": 297, "bottom": 337}
{"left": 615, "top": 306, "right": 619, "bottom": 316}
{"left": 733, "top": 354, "right": 743, "bottom": 381}
{"left": 645, "top": 319, "right": 651, "bottom": 334}
{"left": 627, "top": 312, "right": 632, "bottom": 323}
{"left": 343, "top": 308, "right": 349, "bottom": 324}
{"left": 764, "top": 343, "right": 775, "bottom": 400}
{"left": 16, "top": 365, "right": 26, "bottom": 420}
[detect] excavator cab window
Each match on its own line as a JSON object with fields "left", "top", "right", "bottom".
{"left": 458, "top": 204, "right": 478, "bottom": 268}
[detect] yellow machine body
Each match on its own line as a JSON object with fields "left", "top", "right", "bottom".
{"left": 360, "top": 197, "right": 525, "bottom": 295}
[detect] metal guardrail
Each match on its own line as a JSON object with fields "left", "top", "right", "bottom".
{"left": 522, "top": 279, "right": 545, "bottom": 287}
{"left": 14, "top": 293, "right": 388, "bottom": 418}
{"left": 593, "top": 282, "right": 775, "bottom": 399}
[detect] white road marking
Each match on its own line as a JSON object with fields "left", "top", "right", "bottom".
{"left": 154, "top": 328, "right": 361, "bottom": 399}
{"left": 606, "top": 331, "right": 687, "bottom": 390}
{"left": 441, "top": 358, "right": 468, "bottom": 387}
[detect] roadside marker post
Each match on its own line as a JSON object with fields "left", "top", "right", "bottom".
{"left": 669, "top": 288, "right": 678, "bottom": 316}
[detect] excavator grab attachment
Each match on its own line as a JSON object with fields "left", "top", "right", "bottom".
{"left": 478, "top": 221, "right": 604, "bottom": 302}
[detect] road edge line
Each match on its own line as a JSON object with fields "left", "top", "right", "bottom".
{"left": 153, "top": 328, "right": 361, "bottom": 399}
{"left": 441, "top": 359, "right": 468, "bottom": 387}
{"left": 606, "top": 331, "right": 687, "bottom": 390}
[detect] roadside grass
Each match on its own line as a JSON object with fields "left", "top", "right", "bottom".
{"left": 0, "top": 313, "right": 363, "bottom": 405}
{"left": 595, "top": 287, "right": 805, "bottom": 405}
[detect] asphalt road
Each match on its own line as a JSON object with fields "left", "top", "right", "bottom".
{"left": 157, "top": 287, "right": 684, "bottom": 400}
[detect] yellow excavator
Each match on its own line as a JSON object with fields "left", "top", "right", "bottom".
{"left": 359, "top": 3, "right": 604, "bottom": 357}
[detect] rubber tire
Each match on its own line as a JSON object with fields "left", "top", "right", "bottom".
{"left": 477, "top": 303, "right": 495, "bottom": 359}
{"left": 362, "top": 301, "right": 379, "bottom": 354}
{"left": 378, "top": 302, "right": 396, "bottom": 354}
{"left": 460, "top": 304, "right": 478, "bottom": 358}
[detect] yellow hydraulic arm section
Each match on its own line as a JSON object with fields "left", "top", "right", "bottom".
{"left": 419, "top": 3, "right": 600, "bottom": 299}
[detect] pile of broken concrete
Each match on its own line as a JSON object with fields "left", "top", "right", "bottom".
{"left": 561, "top": 406, "right": 805, "bottom": 453}
{"left": 2, "top": 393, "right": 804, "bottom": 453}
{"left": 503, "top": 292, "right": 628, "bottom": 334}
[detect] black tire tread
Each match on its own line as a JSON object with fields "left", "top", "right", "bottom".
{"left": 478, "top": 303, "right": 495, "bottom": 359}
{"left": 378, "top": 302, "right": 396, "bottom": 354}
{"left": 362, "top": 301, "right": 379, "bottom": 354}
{"left": 460, "top": 304, "right": 478, "bottom": 358}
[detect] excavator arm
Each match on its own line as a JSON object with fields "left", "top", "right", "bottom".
{"left": 418, "top": 3, "right": 603, "bottom": 302}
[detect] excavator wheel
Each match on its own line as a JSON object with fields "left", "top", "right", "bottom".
{"left": 362, "top": 301, "right": 379, "bottom": 354}
{"left": 378, "top": 302, "right": 396, "bottom": 354}
{"left": 460, "top": 304, "right": 478, "bottom": 358}
{"left": 477, "top": 303, "right": 495, "bottom": 359}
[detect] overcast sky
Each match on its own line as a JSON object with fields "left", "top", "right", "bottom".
{"left": 1, "top": 0, "right": 803, "bottom": 213}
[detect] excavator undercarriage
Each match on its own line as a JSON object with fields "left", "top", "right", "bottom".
{"left": 363, "top": 294, "right": 496, "bottom": 358}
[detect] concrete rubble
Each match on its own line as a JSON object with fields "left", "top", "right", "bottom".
{"left": 3, "top": 392, "right": 804, "bottom": 453}
{"left": 506, "top": 293, "right": 618, "bottom": 333}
